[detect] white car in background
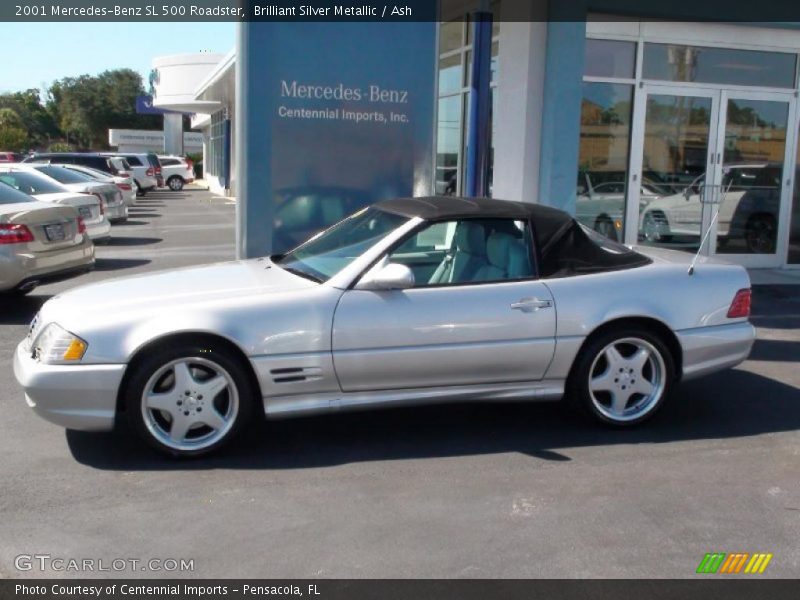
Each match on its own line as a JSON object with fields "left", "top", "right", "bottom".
{"left": 100, "top": 152, "right": 160, "bottom": 196}
{"left": 0, "top": 183, "right": 94, "bottom": 296}
{"left": 60, "top": 164, "right": 137, "bottom": 208}
{"left": 0, "top": 166, "right": 110, "bottom": 243}
{"left": 107, "top": 157, "right": 137, "bottom": 206}
{"left": 158, "top": 155, "right": 195, "bottom": 191}
{"left": 22, "top": 163, "right": 128, "bottom": 223}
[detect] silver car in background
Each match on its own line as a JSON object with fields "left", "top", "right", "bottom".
{"left": 23, "top": 163, "right": 128, "bottom": 222}
{"left": 14, "top": 197, "right": 755, "bottom": 458}
{"left": 60, "top": 163, "right": 137, "bottom": 208}
{"left": 0, "top": 183, "right": 94, "bottom": 295}
{"left": 0, "top": 166, "right": 111, "bottom": 243}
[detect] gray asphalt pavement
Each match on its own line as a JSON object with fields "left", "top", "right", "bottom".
{"left": 1, "top": 189, "right": 798, "bottom": 579}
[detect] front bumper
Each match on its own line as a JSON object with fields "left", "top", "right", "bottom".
{"left": 13, "top": 341, "right": 125, "bottom": 431}
{"left": 677, "top": 321, "right": 756, "bottom": 381}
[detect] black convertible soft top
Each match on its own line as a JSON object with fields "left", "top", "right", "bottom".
{"left": 375, "top": 196, "right": 650, "bottom": 278}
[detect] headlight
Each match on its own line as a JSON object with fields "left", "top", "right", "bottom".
{"left": 32, "top": 323, "right": 88, "bottom": 364}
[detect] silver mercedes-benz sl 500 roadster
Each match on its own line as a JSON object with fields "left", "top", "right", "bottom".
{"left": 14, "top": 196, "right": 755, "bottom": 457}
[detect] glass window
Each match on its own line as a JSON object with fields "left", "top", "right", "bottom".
{"left": 0, "top": 171, "right": 64, "bottom": 195}
{"left": 584, "top": 39, "right": 636, "bottom": 79}
{"left": 575, "top": 82, "right": 634, "bottom": 242}
{"left": 436, "top": 95, "right": 463, "bottom": 196}
{"left": 643, "top": 44, "right": 797, "bottom": 89}
{"left": 0, "top": 180, "right": 35, "bottom": 204}
{"left": 276, "top": 208, "right": 408, "bottom": 283}
{"left": 438, "top": 54, "right": 463, "bottom": 95}
{"left": 30, "top": 165, "right": 93, "bottom": 184}
{"left": 790, "top": 122, "right": 800, "bottom": 263}
{"left": 439, "top": 20, "right": 463, "bottom": 55}
{"left": 387, "top": 218, "right": 534, "bottom": 286}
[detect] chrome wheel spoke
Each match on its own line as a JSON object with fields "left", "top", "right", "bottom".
{"left": 590, "top": 370, "right": 615, "bottom": 393}
{"left": 146, "top": 392, "right": 175, "bottom": 414}
{"left": 172, "top": 361, "right": 196, "bottom": 391}
{"left": 604, "top": 345, "right": 625, "bottom": 370}
{"left": 199, "top": 408, "right": 227, "bottom": 432}
{"left": 200, "top": 375, "right": 228, "bottom": 400}
{"left": 630, "top": 347, "right": 650, "bottom": 372}
{"left": 634, "top": 378, "right": 655, "bottom": 397}
{"left": 169, "top": 415, "right": 193, "bottom": 443}
{"left": 611, "top": 389, "right": 631, "bottom": 415}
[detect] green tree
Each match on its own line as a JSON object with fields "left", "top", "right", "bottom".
{"left": 46, "top": 69, "right": 161, "bottom": 150}
{"left": 0, "top": 89, "right": 59, "bottom": 147}
{"left": 0, "top": 108, "right": 29, "bottom": 151}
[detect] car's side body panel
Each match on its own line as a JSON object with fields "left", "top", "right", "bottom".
{"left": 332, "top": 280, "right": 556, "bottom": 391}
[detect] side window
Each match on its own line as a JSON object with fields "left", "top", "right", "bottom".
{"left": 126, "top": 156, "right": 143, "bottom": 166}
{"left": 387, "top": 218, "right": 535, "bottom": 287}
{"left": 161, "top": 158, "right": 178, "bottom": 166}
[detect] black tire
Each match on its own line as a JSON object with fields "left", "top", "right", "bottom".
{"left": 124, "top": 341, "right": 256, "bottom": 457}
{"left": 745, "top": 214, "right": 777, "bottom": 254}
{"left": 567, "top": 327, "right": 676, "bottom": 427}
{"left": 167, "top": 176, "right": 184, "bottom": 191}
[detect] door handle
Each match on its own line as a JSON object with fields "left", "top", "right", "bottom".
{"left": 510, "top": 297, "right": 553, "bottom": 313}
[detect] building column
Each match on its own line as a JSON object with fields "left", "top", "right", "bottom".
{"left": 491, "top": 13, "right": 548, "bottom": 204}
{"left": 163, "top": 113, "right": 183, "bottom": 155}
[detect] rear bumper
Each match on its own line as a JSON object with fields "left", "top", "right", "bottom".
{"left": 0, "top": 239, "right": 94, "bottom": 292}
{"left": 677, "top": 322, "right": 756, "bottom": 381}
{"left": 86, "top": 218, "right": 112, "bottom": 241}
{"left": 106, "top": 204, "right": 129, "bottom": 221}
{"left": 13, "top": 341, "right": 123, "bottom": 431}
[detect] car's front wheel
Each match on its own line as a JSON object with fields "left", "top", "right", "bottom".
{"left": 124, "top": 342, "right": 255, "bottom": 457}
{"left": 568, "top": 328, "right": 675, "bottom": 426}
{"left": 167, "top": 176, "right": 184, "bottom": 191}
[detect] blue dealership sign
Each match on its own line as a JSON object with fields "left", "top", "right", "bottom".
{"left": 235, "top": 21, "right": 436, "bottom": 257}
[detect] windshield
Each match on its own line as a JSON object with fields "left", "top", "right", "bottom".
{"left": 67, "top": 166, "right": 108, "bottom": 180}
{"left": 275, "top": 207, "right": 408, "bottom": 282}
{"left": 31, "top": 165, "right": 93, "bottom": 185}
{"left": 0, "top": 170, "right": 64, "bottom": 195}
{"left": 0, "top": 181, "right": 36, "bottom": 204}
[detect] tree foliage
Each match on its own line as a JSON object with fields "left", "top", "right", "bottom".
{"left": 0, "top": 69, "right": 162, "bottom": 151}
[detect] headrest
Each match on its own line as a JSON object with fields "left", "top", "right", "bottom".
{"left": 487, "top": 232, "right": 515, "bottom": 269}
{"left": 454, "top": 222, "right": 486, "bottom": 254}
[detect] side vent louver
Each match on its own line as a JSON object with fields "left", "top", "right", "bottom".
{"left": 270, "top": 366, "right": 322, "bottom": 384}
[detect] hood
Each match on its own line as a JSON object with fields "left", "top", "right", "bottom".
{"left": 42, "top": 258, "right": 316, "bottom": 325}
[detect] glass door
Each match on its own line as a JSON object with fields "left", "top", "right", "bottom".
{"left": 711, "top": 91, "right": 794, "bottom": 268}
{"left": 627, "top": 86, "right": 720, "bottom": 254}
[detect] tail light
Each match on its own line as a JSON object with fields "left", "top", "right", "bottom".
{"left": 77, "top": 217, "right": 87, "bottom": 234}
{"left": 727, "top": 289, "right": 752, "bottom": 318}
{"left": 185, "top": 158, "right": 194, "bottom": 170}
{"left": 118, "top": 171, "right": 131, "bottom": 178}
{"left": 0, "top": 223, "right": 34, "bottom": 244}
{"left": 117, "top": 183, "right": 132, "bottom": 191}
{"left": 92, "top": 192, "right": 105, "bottom": 215}
{"left": 146, "top": 168, "right": 155, "bottom": 177}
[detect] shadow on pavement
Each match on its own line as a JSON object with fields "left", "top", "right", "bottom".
{"left": 66, "top": 368, "right": 800, "bottom": 472}
{"left": 751, "top": 285, "right": 800, "bottom": 330}
{"left": 105, "top": 237, "right": 163, "bottom": 247}
{"left": 94, "top": 258, "right": 151, "bottom": 271}
{"left": 0, "top": 294, "right": 52, "bottom": 325}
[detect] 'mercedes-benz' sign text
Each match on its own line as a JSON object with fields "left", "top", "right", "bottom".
{"left": 280, "top": 80, "right": 408, "bottom": 103}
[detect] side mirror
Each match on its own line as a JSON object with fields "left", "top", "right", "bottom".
{"left": 356, "top": 263, "right": 415, "bottom": 291}
{"left": 576, "top": 185, "right": 587, "bottom": 196}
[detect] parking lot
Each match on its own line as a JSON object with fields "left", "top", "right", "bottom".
{"left": 1, "top": 188, "right": 798, "bottom": 579}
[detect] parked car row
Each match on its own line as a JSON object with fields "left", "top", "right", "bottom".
{"left": 19, "top": 152, "right": 195, "bottom": 197}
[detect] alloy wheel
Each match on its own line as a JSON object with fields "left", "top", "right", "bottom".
{"left": 141, "top": 357, "right": 239, "bottom": 452}
{"left": 587, "top": 337, "right": 666, "bottom": 423}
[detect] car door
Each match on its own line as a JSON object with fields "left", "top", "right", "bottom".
{"left": 331, "top": 217, "right": 556, "bottom": 392}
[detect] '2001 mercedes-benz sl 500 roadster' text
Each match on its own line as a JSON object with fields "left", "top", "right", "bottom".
{"left": 14, "top": 196, "right": 755, "bottom": 457}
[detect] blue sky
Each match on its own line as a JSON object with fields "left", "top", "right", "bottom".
{"left": 0, "top": 22, "right": 235, "bottom": 95}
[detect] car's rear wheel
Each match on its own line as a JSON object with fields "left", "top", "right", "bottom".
{"left": 124, "top": 342, "right": 255, "bottom": 457}
{"left": 568, "top": 328, "right": 675, "bottom": 426}
{"left": 167, "top": 176, "right": 184, "bottom": 191}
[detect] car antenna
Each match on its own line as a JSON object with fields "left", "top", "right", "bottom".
{"left": 688, "top": 170, "right": 731, "bottom": 276}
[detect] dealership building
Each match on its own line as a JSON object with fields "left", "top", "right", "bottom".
{"left": 151, "top": 1, "right": 800, "bottom": 269}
